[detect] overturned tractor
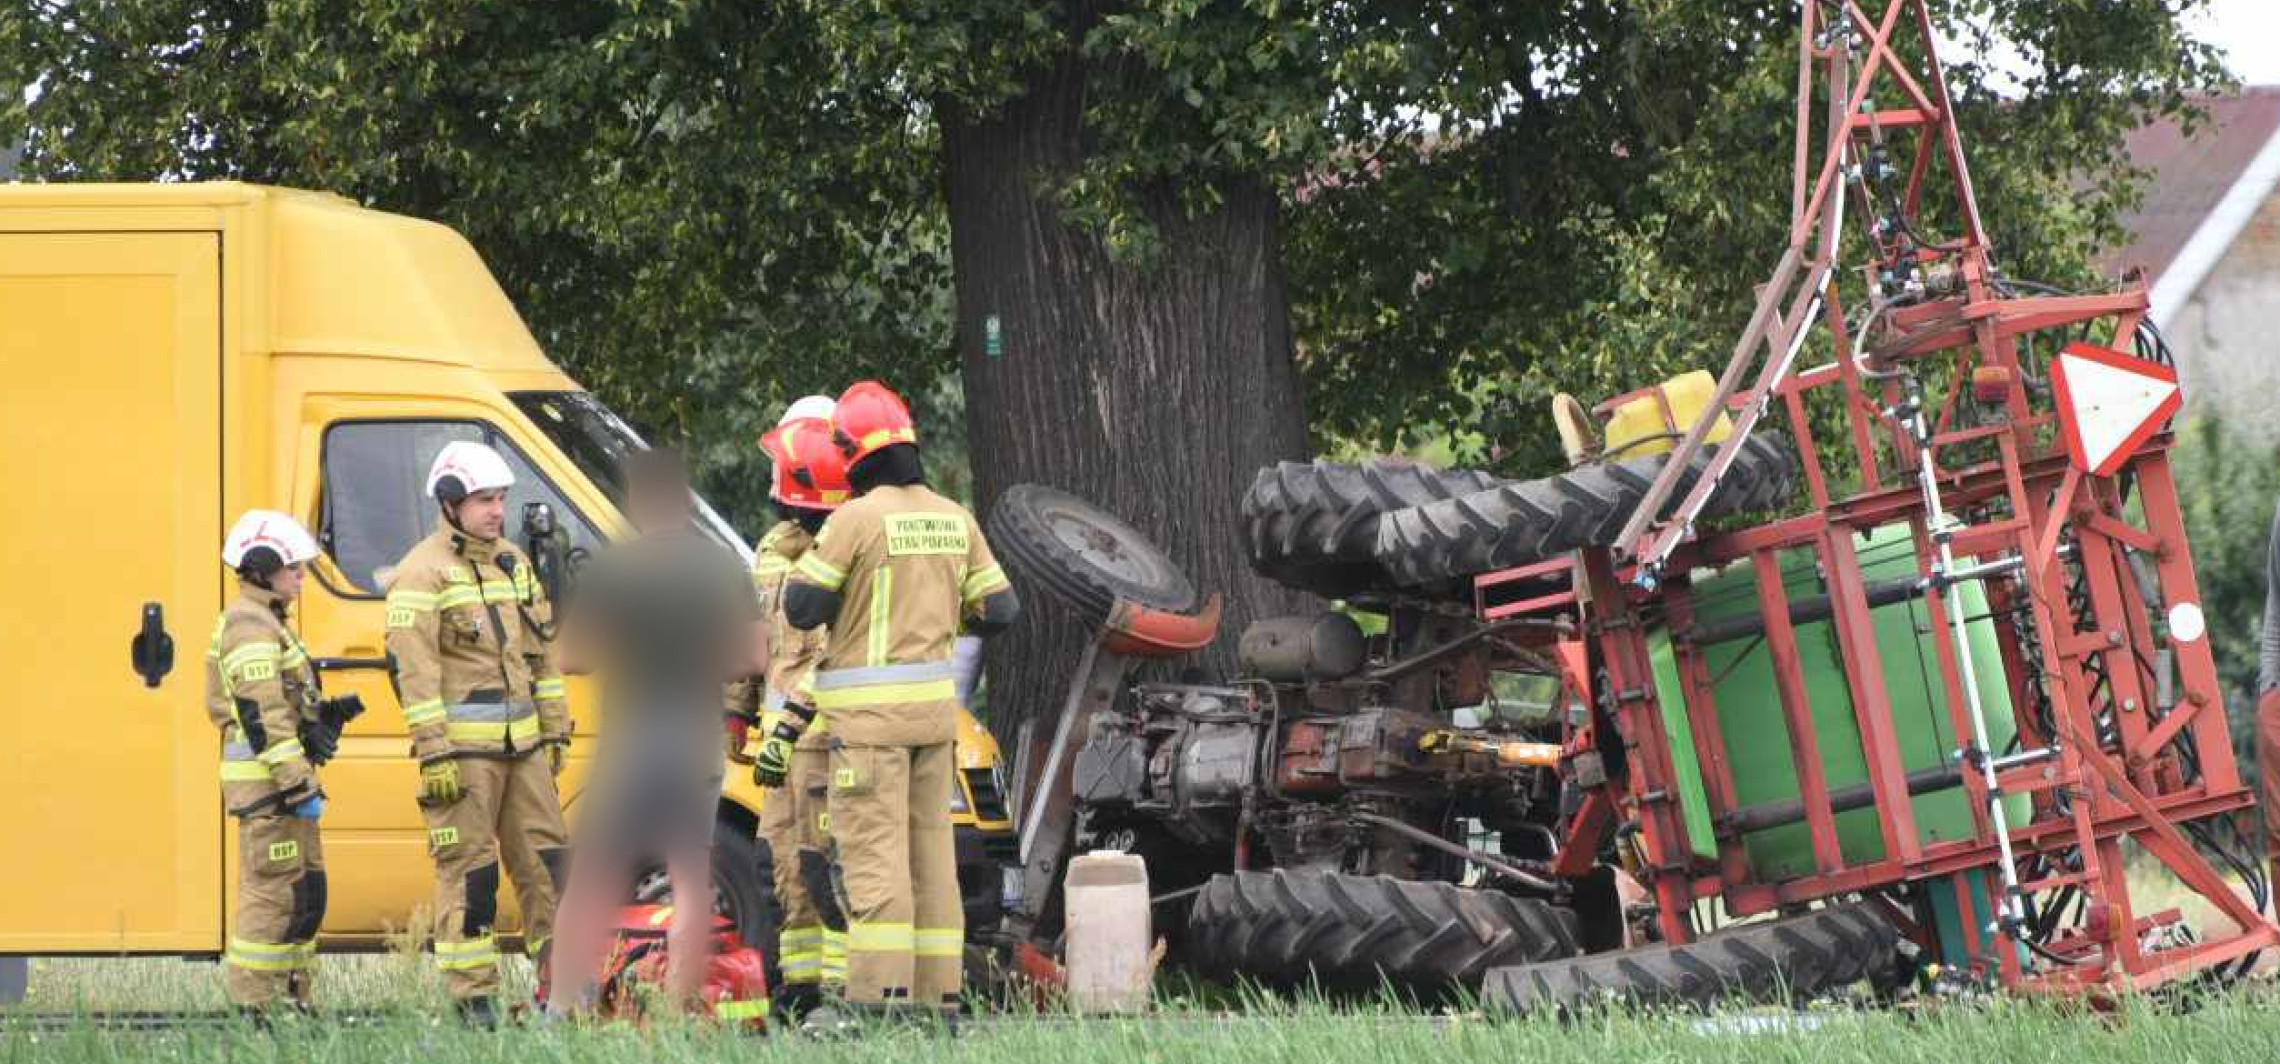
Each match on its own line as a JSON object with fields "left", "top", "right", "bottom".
{"left": 987, "top": 0, "right": 2274, "bottom": 1011}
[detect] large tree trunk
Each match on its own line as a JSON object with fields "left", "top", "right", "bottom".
{"left": 941, "top": 30, "right": 1312, "bottom": 755}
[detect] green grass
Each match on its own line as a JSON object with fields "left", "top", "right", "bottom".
{"left": 8, "top": 957, "right": 2280, "bottom": 1064}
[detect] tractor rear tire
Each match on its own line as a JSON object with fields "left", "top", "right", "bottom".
{"left": 1374, "top": 434, "right": 1795, "bottom": 586}
{"left": 1482, "top": 902, "right": 1901, "bottom": 1016}
{"left": 987, "top": 483, "right": 1197, "bottom": 620}
{"left": 1185, "top": 869, "right": 1581, "bottom": 999}
{"left": 1241, "top": 459, "right": 1507, "bottom": 596}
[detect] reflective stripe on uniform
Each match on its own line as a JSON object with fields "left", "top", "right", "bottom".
{"left": 961, "top": 564, "right": 1009, "bottom": 603}
{"left": 386, "top": 590, "right": 437, "bottom": 629}
{"left": 847, "top": 922, "right": 914, "bottom": 953}
{"left": 914, "top": 928, "right": 963, "bottom": 958}
{"left": 780, "top": 956, "right": 823, "bottom": 984}
{"left": 448, "top": 700, "right": 536, "bottom": 723}
{"left": 435, "top": 935, "right": 499, "bottom": 970}
{"left": 257, "top": 738, "right": 305, "bottom": 765}
{"left": 794, "top": 553, "right": 846, "bottom": 591}
{"left": 220, "top": 739, "right": 268, "bottom": 781}
{"left": 227, "top": 938, "right": 304, "bottom": 972}
{"left": 220, "top": 643, "right": 279, "bottom": 687}
{"left": 822, "top": 929, "right": 848, "bottom": 980}
{"left": 402, "top": 699, "right": 448, "bottom": 727}
{"left": 220, "top": 761, "right": 272, "bottom": 782}
{"left": 812, "top": 660, "right": 955, "bottom": 690}
{"left": 714, "top": 998, "right": 770, "bottom": 1021}
{"left": 755, "top": 556, "right": 793, "bottom": 579}
{"left": 446, "top": 716, "right": 543, "bottom": 745}
{"left": 533, "top": 678, "right": 567, "bottom": 701}
{"left": 479, "top": 580, "right": 519, "bottom": 604}
{"left": 296, "top": 940, "right": 320, "bottom": 969}
{"left": 867, "top": 570, "right": 892, "bottom": 666}
{"left": 813, "top": 679, "right": 956, "bottom": 710}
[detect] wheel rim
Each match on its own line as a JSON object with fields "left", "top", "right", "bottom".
{"left": 1038, "top": 498, "right": 1188, "bottom": 598}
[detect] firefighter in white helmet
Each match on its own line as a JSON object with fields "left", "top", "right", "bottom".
{"left": 209, "top": 511, "right": 338, "bottom": 1014}
{"left": 382, "top": 441, "right": 571, "bottom": 1027}
{"left": 732, "top": 396, "right": 853, "bottom": 1017}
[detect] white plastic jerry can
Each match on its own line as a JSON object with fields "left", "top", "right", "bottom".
{"left": 1062, "top": 849, "right": 1152, "bottom": 1013}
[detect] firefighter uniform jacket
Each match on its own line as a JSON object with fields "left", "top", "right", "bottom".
{"left": 383, "top": 523, "right": 567, "bottom": 762}
{"left": 789, "top": 484, "right": 1009, "bottom": 743}
{"left": 755, "top": 521, "right": 833, "bottom": 750}
{"left": 206, "top": 584, "right": 322, "bottom": 815}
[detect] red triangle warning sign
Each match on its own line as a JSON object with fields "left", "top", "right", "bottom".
{"left": 2049, "top": 342, "right": 2181, "bottom": 477}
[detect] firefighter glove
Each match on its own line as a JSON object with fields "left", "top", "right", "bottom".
{"left": 292, "top": 794, "right": 327, "bottom": 821}
{"left": 301, "top": 719, "right": 341, "bottom": 766}
{"left": 421, "top": 759, "right": 463, "bottom": 805}
{"left": 546, "top": 740, "right": 568, "bottom": 778}
{"left": 754, "top": 733, "right": 794, "bottom": 788}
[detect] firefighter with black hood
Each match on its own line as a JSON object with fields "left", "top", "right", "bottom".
{"left": 383, "top": 441, "right": 571, "bottom": 1027}
{"left": 783, "top": 380, "right": 1020, "bottom": 1022}
{"left": 210, "top": 511, "right": 343, "bottom": 1014}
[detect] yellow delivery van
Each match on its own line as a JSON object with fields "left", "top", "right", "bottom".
{"left": 0, "top": 183, "right": 1014, "bottom": 966}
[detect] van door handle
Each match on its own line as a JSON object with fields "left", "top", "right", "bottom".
{"left": 130, "top": 602, "right": 174, "bottom": 688}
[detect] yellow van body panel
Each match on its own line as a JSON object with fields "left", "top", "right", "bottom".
{"left": 0, "top": 232, "right": 225, "bottom": 952}
{"left": 0, "top": 183, "right": 1009, "bottom": 956}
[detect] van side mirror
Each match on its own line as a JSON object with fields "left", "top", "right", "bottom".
{"left": 521, "top": 501, "right": 572, "bottom": 607}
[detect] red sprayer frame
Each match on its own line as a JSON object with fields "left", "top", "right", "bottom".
{"left": 1485, "top": 0, "right": 2276, "bottom": 994}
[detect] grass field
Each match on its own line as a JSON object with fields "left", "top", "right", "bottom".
{"left": 8, "top": 956, "right": 2280, "bottom": 1064}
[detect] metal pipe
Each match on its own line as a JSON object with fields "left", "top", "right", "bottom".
{"left": 1347, "top": 811, "right": 1561, "bottom": 893}
{"left": 1690, "top": 554, "right": 2026, "bottom": 650}
{"left": 1720, "top": 763, "right": 1964, "bottom": 835}
{"left": 1899, "top": 373, "right": 2030, "bottom": 933}
{"left": 1689, "top": 574, "right": 1925, "bottom": 647}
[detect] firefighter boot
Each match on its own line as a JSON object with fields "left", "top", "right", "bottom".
{"left": 457, "top": 995, "right": 500, "bottom": 1030}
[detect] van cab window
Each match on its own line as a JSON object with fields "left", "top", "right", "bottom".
{"left": 320, "top": 420, "right": 603, "bottom": 595}
{"left": 512, "top": 390, "right": 749, "bottom": 558}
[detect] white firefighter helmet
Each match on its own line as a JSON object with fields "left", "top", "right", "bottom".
{"left": 222, "top": 510, "right": 320, "bottom": 571}
{"left": 778, "top": 394, "right": 837, "bottom": 426}
{"left": 426, "top": 440, "right": 517, "bottom": 503}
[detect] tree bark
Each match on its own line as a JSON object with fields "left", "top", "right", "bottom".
{"left": 941, "top": 27, "right": 1312, "bottom": 752}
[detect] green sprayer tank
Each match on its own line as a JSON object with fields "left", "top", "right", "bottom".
{"left": 1648, "top": 527, "right": 2027, "bottom": 882}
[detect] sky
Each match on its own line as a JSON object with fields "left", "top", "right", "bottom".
{"left": 2193, "top": 0, "right": 2280, "bottom": 86}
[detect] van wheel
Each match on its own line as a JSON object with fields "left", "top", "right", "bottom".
{"left": 629, "top": 822, "right": 778, "bottom": 955}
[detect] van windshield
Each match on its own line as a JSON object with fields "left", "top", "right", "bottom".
{"left": 510, "top": 390, "right": 751, "bottom": 560}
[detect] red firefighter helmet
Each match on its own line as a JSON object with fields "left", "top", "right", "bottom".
{"left": 760, "top": 417, "right": 852, "bottom": 510}
{"left": 830, "top": 380, "right": 918, "bottom": 466}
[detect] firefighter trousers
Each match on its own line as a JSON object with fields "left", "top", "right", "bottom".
{"left": 420, "top": 752, "right": 570, "bottom": 1001}
{"left": 226, "top": 813, "right": 325, "bottom": 1008}
{"left": 762, "top": 745, "right": 845, "bottom": 991}
{"left": 828, "top": 739, "right": 961, "bottom": 1007}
